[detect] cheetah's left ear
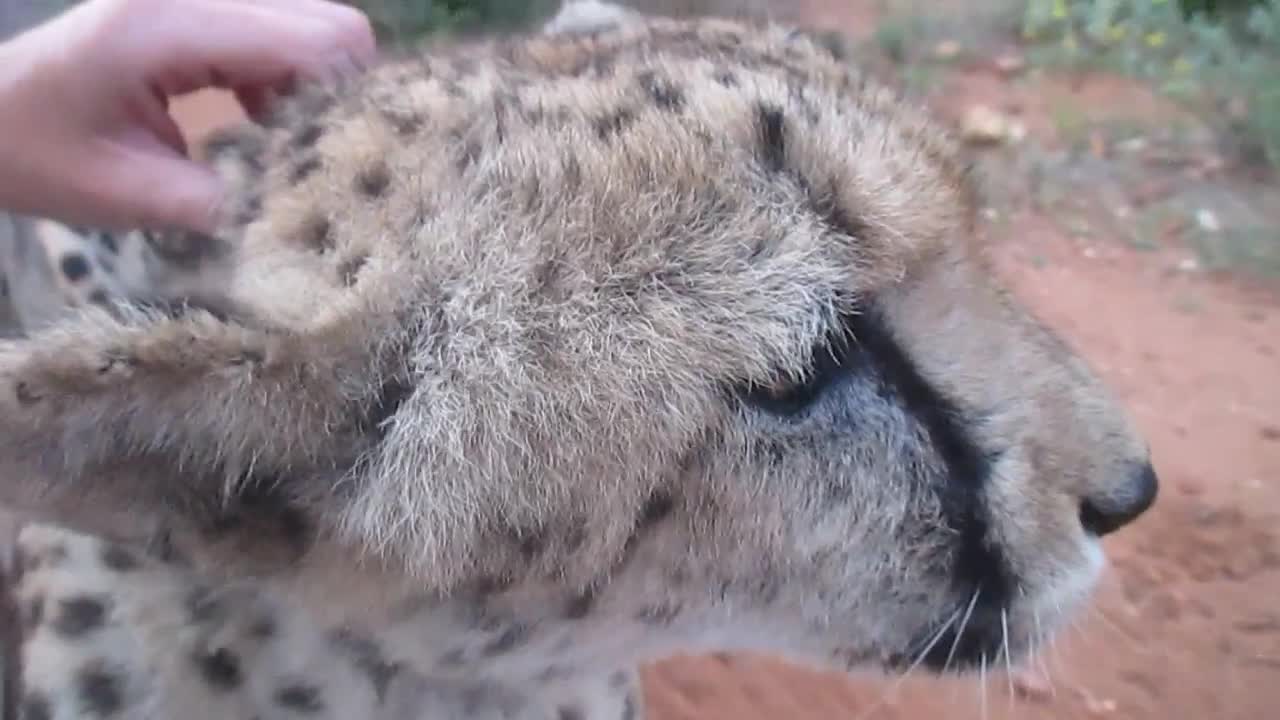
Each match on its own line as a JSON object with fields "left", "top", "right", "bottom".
{"left": 0, "top": 294, "right": 407, "bottom": 557}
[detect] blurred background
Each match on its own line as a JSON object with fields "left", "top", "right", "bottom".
{"left": 2, "top": 0, "right": 1278, "bottom": 718}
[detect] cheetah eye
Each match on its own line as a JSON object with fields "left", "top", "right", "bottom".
{"left": 742, "top": 322, "right": 855, "bottom": 416}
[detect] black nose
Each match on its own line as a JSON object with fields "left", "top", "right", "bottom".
{"left": 1080, "top": 462, "right": 1159, "bottom": 537}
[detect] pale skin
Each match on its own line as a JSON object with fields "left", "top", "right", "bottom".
{"left": 0, "top": 0, "right": 377, "bottom": 235}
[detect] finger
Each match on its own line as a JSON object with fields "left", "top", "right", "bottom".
{"left": 244, "top": 0, "right": 377, "bottom": 64}
{"left": 86, "top": 143, "right": 227, "bottom": 235}
{"left": 144, "top": 2, "right": 363, "bottom": 97}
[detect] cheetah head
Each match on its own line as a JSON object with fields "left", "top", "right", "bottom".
{"left": 0, "top": 17, "right": 1156, "bottom": 681}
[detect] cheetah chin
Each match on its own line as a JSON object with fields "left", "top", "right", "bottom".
{"left": 0, "top": 5, "right": 1157, "bottom": 719}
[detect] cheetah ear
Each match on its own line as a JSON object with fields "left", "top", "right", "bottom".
{"left": 0, "top": 299, "right": 405, "bottom": 556}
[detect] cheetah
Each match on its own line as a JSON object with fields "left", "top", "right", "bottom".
{"left": 0, "top": 6, "right": 1158, "bottom": 720}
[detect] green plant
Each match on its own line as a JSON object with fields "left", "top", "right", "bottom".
{"left": 1021, "top": 0, "right": 1280, "bottom": 170}
{"left": 344, "top": 0, "right": 558, "bottom": 43}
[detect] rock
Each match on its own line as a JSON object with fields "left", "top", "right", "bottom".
{"left": 994, "top": 51, "right": 1027, "bottom": 76}
{"left": 960, "top": 104, "right": 1013, "bottom": 145}
{"left": 933, "top": 39, "right": 962, "bottom": 60}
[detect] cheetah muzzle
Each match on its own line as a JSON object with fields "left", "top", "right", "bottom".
{"left": 0, "top": 9, "right": 1158, "bottom": 719}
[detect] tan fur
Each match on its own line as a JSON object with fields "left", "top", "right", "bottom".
{"left": 0, "top": 10, "right": 1157, "bottom": 719}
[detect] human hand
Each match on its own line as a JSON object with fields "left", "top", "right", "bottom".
{"left": 0, "top": 0, "right": 376, "bottom": 235}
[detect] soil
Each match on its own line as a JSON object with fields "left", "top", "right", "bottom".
{"left": 139, "top": 4, "right": 1280, "bottom": 718}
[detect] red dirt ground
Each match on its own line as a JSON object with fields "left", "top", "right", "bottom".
{"left": 162, "top": 6, "right": 1278, "bottom": 717}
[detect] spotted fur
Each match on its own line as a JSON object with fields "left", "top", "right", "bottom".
{"left": 0, "top": 5, "right": 1157, "bottom": 719}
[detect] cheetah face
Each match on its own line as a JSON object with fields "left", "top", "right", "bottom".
{"left": 0, "top": 16, "right": 1157, "bottom": 684}
{"left": 677, "top": 243, "right": 1158, "bottom": 675}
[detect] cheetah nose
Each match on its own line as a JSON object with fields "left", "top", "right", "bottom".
{"left": 1080, "top": 462, "right": 1159, "bottom": 537}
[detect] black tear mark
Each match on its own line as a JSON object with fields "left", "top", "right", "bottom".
{"left": 637, "top": 71, "right": 685, "bottom": 111}
{"left": 290, "top": 156, "right": 323, "bottom": 184}
{"left": 841, "top": 306, "right": 1011, "bottom": 615}
{"left": 594, "top": 108, "right": 636, "bottom": 140}
{"left": 756, "top": 103, "right": 787, "bottom": 173}
{"left": 328, "top": 628, "right": 401, "bottom": 702}
{"left": 59, "top": 253, "right": 91, "bottom": 283}
{"left": 195, "top": 648, "right": 243, "bottom": 691}
{"left": 51, "top": 595, "right": 109, "bottom": 638}
{"left": 75, "top": 662, "right": 125, "bottom": 717}
{"left": 356, "top": 163, "right": 391, "bottom": 197}
{"left": 482, "top": 623, "right": 531, "bottom": 656}
{"left": 276, "top": 684, "right": 325, "bottom": 713}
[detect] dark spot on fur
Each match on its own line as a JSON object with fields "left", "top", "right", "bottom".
{"left": 622, "top": 693, "right": 638, "bottom": 720}
{"left": 290, "top": 156, "right": 322, "bottom": 184}
{"left": 756, "top": 103, "right": 787, "bottom": 173}
{"left": 195, "top": 648, "right": 243, "bottom": 690}
{"left": 610, "top": 670, "right": 630, "bottom": 689}
{"left": 557, "top": 706, "right": 584, "bottom": 720}
{"left": 638, "top": 491, "right": 675, "bottom": 528}
{"left": 356, "top": 163, "right": 391, "bottom": 197}
{"left": 184, "top": 585, "right": 224, "bottom": 624}
{"left": 87, "top": 289, "right": 110, "bottom": 307}
{"left": 98, "top": 231, "right": 119, "bottom": 254}
{"left": 51, "top": 595, "right": 109, "bottom": 638}
{"left": 14, "top": 381, "right": 40, "bottom": 406}
{"left": 329, "top": 629, "right": 401, "bottom": 701}
{"left": 381, "top": 107, "right": 422, "bottom": 135}
{"left": 142, "top": 230, "right": 230, "bottom": 270}
{"left": 456, "top": 139, "right": 483, "bottom": 172}
{"left": 713, "top": 69, "right": 738, "bottom": 86}
{"left": 276, "top": 684, "right": 324, "bottom": 713}
{"left": 75, "top": 662, "right": 124, "bottom": 717}
{"left": 637, "top": 71, "right": 685, "bottom": 110}
{"left": 236, "top": 194, "right": 263, "bottom": 226}
{"left": 291, "top": 123, "right": 323, "bottom": 149}
{"left": 358, "top": 373, "right": 413, "bottom": 440}
{"left": 594, "top": 108, "right": 636, "bottom": 140}
{"left": 20, "top": 692, "right": 51, "bottom": 720}
{"left": 482, "top": 623, "right": 530, "bottom": 656}
{"left": 635, "top": 603, "right": 682, "bottom": 625}
{"left": 437, "top": 647, "right": 466, "bottom": 667}
{"left": 22, "top": 591, "right": 44, "bottom": 630}
{"left": 509, "top": 526, "right": 547, "bottom": 560}
{"left": 564, "top": 586, "right": 596, "bottom": 619}
{"left": 246, "top": 613, "right": 276, "bottom": 640}
{"left": 469, "top": 574, "right": 514, "bottom": 596}
{"left": 565, "top": 520, "right": 588, "bottom": 552}
{"left": 59, "top": 253, "right": 91, "bottom": 282}
{"left": 338, "top": 254, "right": 368, "bottom": 287}
{"left": 299, "top": 214, "right": 332, "bottom": 252}
{"left": 563, "top": 154, "right": 582, "bottom": 190}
